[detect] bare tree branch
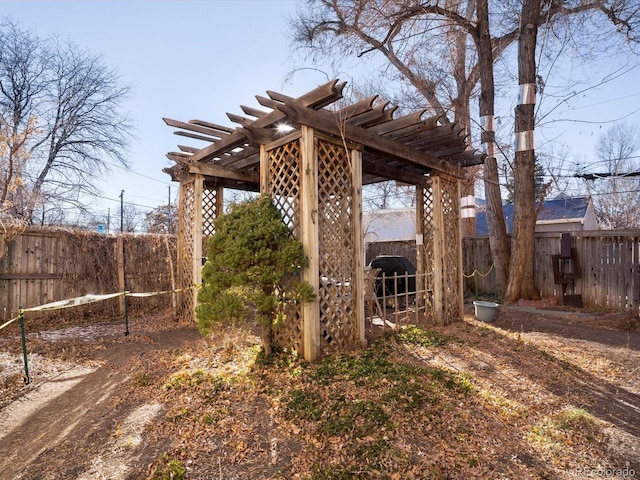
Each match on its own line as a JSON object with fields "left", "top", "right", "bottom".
{"left": 0, "top": 18, "right": 134, "bottom": 225}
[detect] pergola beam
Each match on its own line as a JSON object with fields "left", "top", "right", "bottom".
{"left": 270, "top": 100, "right": 461, "bottom": 178}
{"left": 174, "top": 131, "right": 222, "bottom": 143}
{"left": 190, "top": 79, "right": 346, "bottom": 163}
{"left": 163, "top": 117, "right": 231, "bottom": 140}
{"left": 189, "top": 162, "right": 259, "bottom": 184}
{"left": 167, "top": 153, "right": 259, "bottom": 184}
{"left": 361, "top": 157, "right": 430, "bottom": 187}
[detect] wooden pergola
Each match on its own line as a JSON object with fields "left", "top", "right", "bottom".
{"left": 164, "top": 79, "right": 484, "bottom": 361}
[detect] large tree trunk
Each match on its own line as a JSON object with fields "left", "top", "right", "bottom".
{"left": 504, "top": 0, "right": 541, "bottom": 302}
{"left": 476, "top": 0, "right": 510, "bottom": 296}
{"left": 453, "top": 0, "right": 479, "bottom": 238}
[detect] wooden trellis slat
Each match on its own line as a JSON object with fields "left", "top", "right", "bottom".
{"left": 267, "top": 140, "right": 304, "bottom": 354}
{"left": 440, "top": 174, "right": 463, "bottom": 323}
{"left": 176, "top": 179, "right": 194, "bottom": 319}
{"left": 317, "top": 138, "right": 357, "bottom": 355}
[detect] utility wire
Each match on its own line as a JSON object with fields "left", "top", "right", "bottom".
{"left": 574, "top": 171, "right": 640, "bottom": 180}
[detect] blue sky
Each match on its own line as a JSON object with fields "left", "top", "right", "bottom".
{"left": 4, "top": 0, "right": 324, "bottom": 221}
{"left": 4, "top": 0, "right": 640, "bottom": 222}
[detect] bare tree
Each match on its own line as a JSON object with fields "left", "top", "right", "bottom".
{"left": 536, "top": 144, "right": 577, "bottom": 196}
{"left": 475, "top": 0, "right": 511, "bottom": 294}
{"left": 224, "top": 189, "right": 259, "bottom": 212}
{"left": 144, "top": 202, "right": 178, "bottom": 234}
{"left": 121, "top": 203, "right": 141, "bottom": 233}
{"left": 362, "top": 182, "right": 415, "bottom": 210}
{"left": 0, "top": 117, "right": 31, "bottom": 251}
{"left": 503, "top": 0, "right": 543, "bottom": 302}
{"left": 586, "top": 122, "right": 640, "bottom": 229}
{"left": 0, "top": 19, "right": 133, "bottom": 225}
{"left": 291, "top": 0, "right": 639, "bottom": 300}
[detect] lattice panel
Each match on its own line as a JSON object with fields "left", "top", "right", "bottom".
{"left": 267, "top": 141, "right": 304, "bottom": 354}
{"left": 202, "top": 186, "right": 219, "bottom": 237}
{"left": 268, "top": 142, "right": 302, "bottom": 238}
{"left": 441, "top": 176, "right": 461, "bottom": 323}
{"left": 418, "top": 181, "right": 435, "bottom": 312}
{"left": 317, "top": 140, "right": 356, "bottom": 355}
{"left": 177, "top": 179, "right": 196, "bottom": 319}
{"left": 272, "top": 302, "right": 304, "bottom": 355}
{"left": 201, "top": 185, "right": 219, "bottom": 256}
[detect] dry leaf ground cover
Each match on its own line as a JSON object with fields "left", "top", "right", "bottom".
{"left": 0, "top": 303, "right": 638, "bottom": 479}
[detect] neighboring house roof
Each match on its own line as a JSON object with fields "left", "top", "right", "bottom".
{"left": 363, "top": 197, "right": 597, "bottom": 241}
{"left": 363, "top": 208, "right": 416, "bottom": 242}
{"left": 475, "top": 196, "right": 596, "bottom": 235}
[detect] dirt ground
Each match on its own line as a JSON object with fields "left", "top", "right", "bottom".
{"left": 0, "top": 314, "right": 201, "bottom": 480}
{"left": 0, "top": 303, "right": 638, "bottom": 479}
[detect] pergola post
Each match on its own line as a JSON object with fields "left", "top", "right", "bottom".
{"left": 215, "top": 185, "right": 224, "bottom": 223}
{"left": 415, "top": 187, "right": 426, "bottom": 312}
{"left": 351, "top": 148, "right": 365, "bottom": 345}
{"left": 456, "top": 178, "right": 465, "bottom": 319}
{"left": 432, "top": 175, "right": 445, "bottom": 325}
{"left": 300, "top": 126, "right": 320, "bottom": 361}
{"left": 431, "top": 172, "right": 464, "bottom": 325}
{"left": 191, "top": 175, "right": 204, "bottom": 316}
{"left": 259, "top": 144, "right": 269, "bottom": 191}
{"left": 175, "top": 174, "right": 204, "bottom": 321}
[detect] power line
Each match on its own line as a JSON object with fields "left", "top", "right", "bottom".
{"left": 574, "top": 171, "right": 640, "bottom": 180}
{"left": 93, "top": 193, "right": 169, "bottom": 211}
{"left": 101, "top": 158, "right": 172, "bottom": 186}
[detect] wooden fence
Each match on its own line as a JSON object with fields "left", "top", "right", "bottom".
{"left": 463, "top": 231, "right": 640, "bottom": 314}
{"left": 3, "top": 229, "right": 638, "bottom": 327}
{"left": 0, "top": 229, "right": 177, "bottom": 325}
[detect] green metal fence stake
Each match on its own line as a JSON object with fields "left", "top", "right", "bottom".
{"left": 124, "top": 292, "right": 129, "bottom": 336}
{"left": 19, "top": 306, "right": 30, "bottom": 385}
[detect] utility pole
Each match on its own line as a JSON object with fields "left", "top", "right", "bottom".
{"left": 120, "top": 190, "right": 124, "bottom": 233}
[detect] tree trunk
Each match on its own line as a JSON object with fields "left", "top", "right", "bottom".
{"left": 452, "top": 0, "right": 479, "bottom": 238}
{"left": 262, "top": 322, "right": 273, "bottom": 358}
{"left": 504, "top": 0, "right": 541, "bottom": 302}
{"left": 475, "top": 0, "right": 510, "bottom": 296}
{"left": 483, "top": 158, "right": 510, "bottom": 295}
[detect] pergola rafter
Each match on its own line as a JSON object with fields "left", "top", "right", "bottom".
{"left": 164, "top": 79, "right": 484, "bottom": 361}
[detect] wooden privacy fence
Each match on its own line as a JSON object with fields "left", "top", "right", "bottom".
{"left": 463, "top": 231, "right": 640, "bottom": 314}
{"left": 0, "top": 229, "right": 177, "bottom": 325}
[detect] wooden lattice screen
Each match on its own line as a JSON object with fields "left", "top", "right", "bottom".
{"left": 266, "top": 141, "right": 304, "bottom": 353}
{"left": 439, "top": 174, "right": 463, "bottom": 323}
{"left": 201, "top": 182, "right": 222, "bottom": 267}
{"left": 417, "top": 180, "right": 436, "bottom": 319}
{"left": 317, "top": 139, "right": 357, "bottom": 355}
{"left": 417, "top": 174, "right": 463, "bottom": 325}
{"left": 265, "top": 136, "right": 360, "bottom": 358}
{"left": 177, "top": 177, "right": 197, "bottom": 319}
{"left": 267, "top": 141, "right": 302, "bottom": 237}
{"left": 176, "top": 177, "right": 222, "bottom": 320}
{"left": 202, "top": 182, "right": 220, "bottom": 242}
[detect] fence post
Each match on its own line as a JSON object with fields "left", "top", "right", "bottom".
{"left": 117, "top": 235, "right": 126, "bottom": 317}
